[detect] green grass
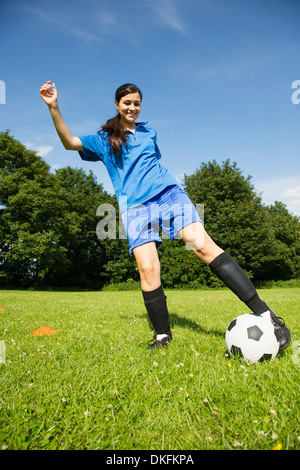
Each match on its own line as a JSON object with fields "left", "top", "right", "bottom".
{"left": 0, "top": 288, "right": 299, "bottom": 450}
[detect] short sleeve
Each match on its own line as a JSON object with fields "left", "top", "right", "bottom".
{"left": 78, "top": 133, "right": 106, "bottom": 162}
{"left": 153, "top": 130, "right": 162, "bottom": 160}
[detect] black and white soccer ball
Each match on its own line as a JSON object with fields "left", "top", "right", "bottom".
{"left": 225, "top": 313, "right": 280, "bottom": 363}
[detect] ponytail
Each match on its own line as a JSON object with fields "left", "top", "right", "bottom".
{"left": 100, "top": 112, "right": 128, "bottom": 156}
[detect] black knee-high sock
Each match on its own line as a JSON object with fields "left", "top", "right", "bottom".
{"left": 142, "top": 285, "right": 172, "bottom": 336}
{"left": 209, "top": 252, "right": 269, "bottom": 315}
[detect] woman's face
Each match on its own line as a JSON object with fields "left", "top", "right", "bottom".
{"left": 115, "top": 92, "right": 141, "bottom": 129}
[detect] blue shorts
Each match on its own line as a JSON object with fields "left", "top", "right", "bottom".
{"left": 121, "top": 185, "right": 203, "bottom": 254}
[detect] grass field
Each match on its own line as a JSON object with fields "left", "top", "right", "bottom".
{"left": 0, "top": 288, "right": 299, "bottom": 450}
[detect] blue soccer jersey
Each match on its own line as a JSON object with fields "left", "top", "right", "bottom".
{"left": 78, "top": 122, "right": 178, "bottom": 213}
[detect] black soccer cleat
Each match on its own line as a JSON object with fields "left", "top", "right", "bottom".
{"left": 260, "top": 311, "right": 291, "bottom": 351}
{"left": 147, "top": 334, "right": 172, "bottom": 350}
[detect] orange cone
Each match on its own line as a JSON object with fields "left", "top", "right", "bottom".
{"left": 32, "top": 326, "right": 57, "bottom": 336}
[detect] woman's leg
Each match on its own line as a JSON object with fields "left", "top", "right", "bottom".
{"left": 179, "top": 222, "right": 224, "bottom": 264}
{"left": 179, "top": 221, "right": 270, "bottom": 311}
{"left": 179, "top": 222, "right": 291, "bottom": 349}
{"left": 133, "top": 241, "right": 161, "bottom": 292}
{"left": 133, "top": 242, "right": 172, "bottom": 346}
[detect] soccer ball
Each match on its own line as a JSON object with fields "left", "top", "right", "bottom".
{"left": 225, "top": 313, "right": 280, "bottom": 363}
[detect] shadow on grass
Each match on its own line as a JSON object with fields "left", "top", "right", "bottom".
{"left": 170, "top": 312, "right": 224, "bottom": 338}
{"left": 137, "top": 310, "right": 224, "bottom": 338}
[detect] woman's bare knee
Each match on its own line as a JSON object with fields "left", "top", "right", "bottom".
{"left": 133, "top": 242, "right": 161, "bottom": 291}
{"left": 179, "top": 223, "right": 223, "bottom": 264}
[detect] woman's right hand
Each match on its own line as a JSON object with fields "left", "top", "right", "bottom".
{"left": 40, "top": 80, "right": 83, "bottom": 151}
{"left": 40, "top": 81, "right": 58, "bottom": 107}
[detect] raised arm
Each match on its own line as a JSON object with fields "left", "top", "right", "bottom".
{"left": 40, "top": 81, "right": 83, "bottom": 151}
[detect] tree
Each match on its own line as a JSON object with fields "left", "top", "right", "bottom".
{"left": 262, "top": 201, "right": 300, "bottom": 280}
{"left": 52, "top": 166, "right": 111, "bottom": 288}
{"left": 0, "top": 131, "right": 112, "bottom": 288}
{"left": 0, "top": 130, "right": 68, "bottom": 286}
{"left": 158, "top": 238, "right": 220, "bottom": 289}
{"left": 183, "top": 160, "right": 299, "bottom": 281}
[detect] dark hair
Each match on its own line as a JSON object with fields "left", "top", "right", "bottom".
{"left": 100, "top": 83, "right": 143, "bottom": 155}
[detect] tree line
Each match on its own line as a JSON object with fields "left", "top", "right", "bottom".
{"left": 0, "top": 131, "right": 299, "bottom": 289}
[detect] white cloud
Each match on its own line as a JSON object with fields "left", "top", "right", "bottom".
{"left": 23, "top": 5, "right": 102, "bottom": 43}
{"left": 35, "top": 145, "right": 54, "bottom": 157}
{"left": 24, "top": 141, "right": 54, "bottom": 157}
{"left": 283, "top": 185, "right": 300, "bottom": 198}
{"left": 147, "top": 0, "right": 185, "bottom": 33}
{"left": 95, "top": 9, "right": 119, "bottom": 35}
{"left": 255, "top": 177, "right": 300, "bottom": 216}
{"left": 22, "top": 0, "right": 188, "bottom": 44}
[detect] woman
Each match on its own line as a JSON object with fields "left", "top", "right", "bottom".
{"left": 40, "top": 81, "right": 290, "bottom": 350}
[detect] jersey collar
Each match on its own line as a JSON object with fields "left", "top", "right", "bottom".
{"left": 135, "top": 121, "right": 148, "bottom": 127}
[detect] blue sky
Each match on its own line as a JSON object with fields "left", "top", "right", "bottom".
{"left": 1, "top": 0, "right": 300, "bottom": 214}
